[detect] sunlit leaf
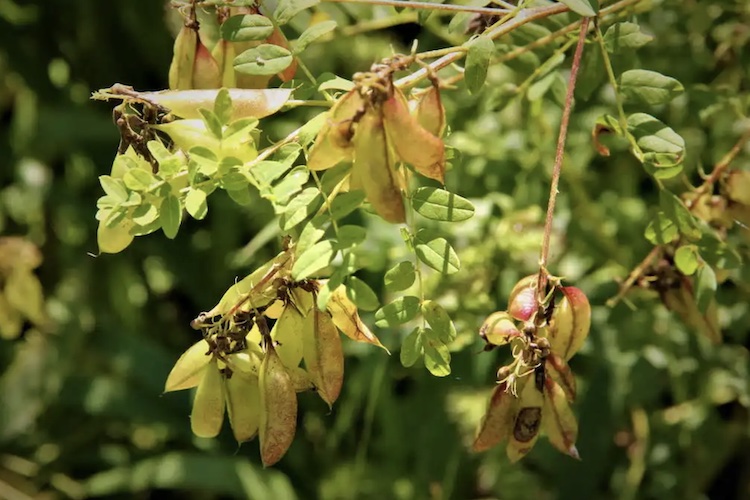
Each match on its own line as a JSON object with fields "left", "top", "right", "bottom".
{"left": 375, "top": 296, "right": 420, "bottom": 327}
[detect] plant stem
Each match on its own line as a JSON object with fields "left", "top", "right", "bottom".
{"left": 693, "top": 127, "right": 750, "bottom": 195}
{"left": 536, "top": 17, "right": 590, "bottom": 295}
{"left": 342, "top": 12, "right": 418, "bottom": 36}
{"left": 322, "top": 0, "right": 509, "bottom": 15}
{"left": 606, "top": 246, "right": 661, "bottom": 307}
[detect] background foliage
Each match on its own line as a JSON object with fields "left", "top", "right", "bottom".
{"left": 2, "top": 0, "right": 750, "bottom": 498}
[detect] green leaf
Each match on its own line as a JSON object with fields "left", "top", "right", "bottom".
{"left": 464, "top": 36, "right": 494, "bottom": 94}
{"left": 147, "top": 140, "right": 172, "bottom": 164}
{"left": 292, "top": 20, "right": 336, "bottom": 54}
{"left": 249, "top": 160, "right": 291, "bottom": 186}
{"left": 423, "top": 337, "right": 451, "bottom": 377}
{"left": 220, "top": 171, "right": 249, "bottom": 192}
{"left": 644, "top": 212, "right": 678, "bottom": 245}
{"left": 603, "top": 22, "right": 654, "bottom": 52}
{"left": 414, "top": 229, "right": 460, "bottom": 275}
{"left": 296, "top": 215, "right": 328, "bottom": 254}
{"left": 329, "top": 191, "right": 366, "bottom": 220}
{"left": 620, "top": 70, "right": 685, "bottom": 106}
{"left": 223, "top": 117, "right": 259, "bottom": 145}
{"left": 234, "top": 45, "right": 293, "bottom": 76}
{"left": 375, "top": 296, "right": 421, "bottom": 327}
{"left": 628, "top": 113, "right": 685, "bottom": 156}
{"left": 99, "top": 176, "right": 128, "bottom": 203}
{"left": 221, "top": 14, "right": 275, "bottom": 42}
{"left": 189, "top": 147, "right": 219, "bottom": 176}
{"left": 274, "top": 0, "right": 320, "bottom": 25}
{"left": 660, "top": 190, "right": 701, "bottom": 240}
{"left": 160, "top": 194, "right": 182, "bottom": 239}
{"left": 675, "top": 245, "right": 699, "bottom": 276}
{"left": 133, "top": 203, "right": 159, "bottom": 226}
{"left": 199, "top": 109, "right": 223, "bottom": 140}
{"left": 695, "top": 264, "right": 716, "bottom": 314}
{"left": 281, "top": 188, "right": 321, "bottom": 230}
{"left": 213, "top": 88, "right": 233, "bottom": 125}
{"left": 384, "top": 261, "right": 416, "bottom": 292}
{"left": 185, "top": 188, "right": 208, "bottom": 220}
{"left": 346, "top": 276, "right": 379, "bottom": 311}
{"left": 228, "top": 187, "right": 253, "bottom": 206}
{"left": 318, "top": 76, "right": 354, "bottom": 92}
{"left": 336, "top": 225, "right": 366, "bottom": 248}
{"left": 558, "top": 0, "right": 598, "bottom": 16}
{"left": 411, "top": 187, "right": 475, "bottom": 222}
{"left": 123, "top": 169, "right": 157, "bottom": 191}
{"left": 291, "top": 240, "right": 336, "bottom": 280}
{"left": 270, "top": 166, "right": 309, "bottom": 205}
{"left": 422, "top": 300, "right": 456, "bottom": 343}
{"left": 400, "top": 327, "right": 424, "bottom": 368}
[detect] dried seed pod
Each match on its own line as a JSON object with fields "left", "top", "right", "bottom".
{"left": 192, "top": 36, "right": 222, "bottom": 89}
{"left": 327, "top": 284, "right": 386, "bottom": 350}
{"left": 415, "top": 85, "right": 446, "bottom": 138}
{"left": 546, "top": 287, "right": 591, "bottom": 360}
{"left": 506, "top": 376, "right": 543, "bottom": 463}
{"left": 271, "top": 294, "right": 310, "bottom": 369}
{"left": 542, "top": 375, "right": 580, "bottom": 459}
{"left": 307, "top": 90, "right": 364, "bottom": 171}
{"left": 472, "top": 381, "right": 517, "bottom": 452}
{"left": 352, "top": 108, "right": 406, "bottom": 223}
{"left": 258, "top": 343, "right": 297, "bottom": 466}
{"left": 190, "top": 360, "right": 226, "bottom": 438}
{"left": 212, "top": 39, "right": 237, "bottom": 88}
{"left": 303, "top": 304, "right": 345, "bottom": 407}
{"left": 138, "top": 89, "right": 292, "bottom": 120}
{"left": 382, "top": 88, "right": 445, "bottom": 183}
{"left": 545, "top": 352, "right": 576, "bottom": 401}
{"left": 169, "top": 24, "right": 198, "bottom": 90}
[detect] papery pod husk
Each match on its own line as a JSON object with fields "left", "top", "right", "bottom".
{"left": 271, "top": 291, "right": 312, "bottom": 369}
{"left": 549, "top": 287, "right": 591, "bottom": 360}
{"left": 138, "top": 88, "right": 292, "bottom": 120}
{"left": 472, "top": 381, "right": 518, "bottom": 452}
{"left": 479, "top": 311, "right": 522, "bottom": 347}
{"left": 382, "top": 87, "right": 445, "bottom": 184}
{"left": 225, "top": 371, "right": 261, "bottom": 443}
{"left": 287, "top": 365, "right": 315, "bottom": 392}
{"left": 307, "top": 90, "right": 364, "bottom": 171}
{"left": 506, "top": 376, "right": 543, "bottom": 463}
{"left": 327, "top": 284, "right": 386, "bottom": 350}
{"left": 352, "top": 108, "right": 406, "bottom": 223}
{"left": 226, "top": 350, "right": 261, "bottom": 377}
{"left": 212, "top": 39, "right": 237, "bottom": 88}
{"left": 258, "top": 343, "right": 298, "bottom": 466}
{"left": 190, "top": 360, "right": 226, "bottom": 438}
{"left": 415, "top": 85, "right": 446, "bottom": 138}
{"left": 153, "top": 119, "right": 258, "bottom": 162}
{"left": 303, "top": 305, "right": 345, "bottom": 407}
{"left": 542, "top": 375, "right": 580, "bottom": 459}
{"left": 192, "top": 36, "right": 222, "bottom": 89}
{"left": 545, "top": 352, "right": 576, "bottom": 402}
{"left": 169, "top": 24, "right": 198, "bottom": 90}
{"left": 164, "top": 339, "right": 212, "bottom": 392}
{"left": 660, "top": 279, "right": 721, "bottom": 344}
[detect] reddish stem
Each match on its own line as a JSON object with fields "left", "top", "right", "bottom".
{"left": 537, "top": 17, "right": 590, "bottom": 297}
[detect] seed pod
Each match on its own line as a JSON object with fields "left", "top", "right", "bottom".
{"left": 287, "top": 366, "right": 315, "bottom": 392}
{"left": 545, "top": 352, "right": 576, "bottom": 401}
{"left": 415, "top": 85, "right": 446, "bottom": 138}
{"left": 472, "top": 381, "right": 517, "bottom": 452}
{"left": 547, "top": 287, "right": 591, "bottom": 360}
{"left": 307, "top": 90, "right": 364, "bottom": 171}
{"left": 271, "top": 293, "right": 311, "bottom": 369}
{"left": 382, "top": 88, "right": 445, "bottom": 183}
{"left": 190, "top": 360, "right": 226, "bottom": 438}
{"left": 212, "top": 39, "right": 237, "bottom": 88}
{"left": 164, "top": 339, "right": 212, "bottom": 392}
{"left": 266, "top": 25, "right": 297, "bottom": 82}
{"left": 508, "top": 284, "right": 537, "bottom": 322}
{"left": 169, "top": 24, "right": 199, "bottom": 90}
{"left": 352, "top": 108, "right": 406, "bottom": 223}
{"left": 225, "top": 371, "right": 261, "bottom": 443}
{"left": 258, "top": 343, "right": 297, "bottom": 466}
{"left": 138, "top": 88, "right": 292, "bottom": 120}
{"left": 327, "top": 284, "right": 386, "bottom": 349}
{"left": 725, "top": 170, "right": 750, "bottom": 206}
{"left": 506, "top": 376, "right": 543, "bottom": 463}
{"left": 192, "top": 37, "right": 222, "bottom": 89}
{"left": 226, "top": 350, "right": 261, "bottom": 377}
{"left": 479, "top": 311, "right": 522, "bottom": 346}
{"left": 542, "top": 374, "right": 580, "bottom": 459}
{"left": 303, "top": 306, "right": 344, "bottom": 407}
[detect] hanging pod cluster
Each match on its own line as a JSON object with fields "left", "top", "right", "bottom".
{"left": 164, "top": 245, "right": 384, "bottom": 466}
{"left": 169, "top": 4, "right": 296, "bottom": 90}
{"left": 473, "top": 275, "right": 591, "bottom": 461}
{"left": 307, "top": 57, "right": 447, "bottom": 223}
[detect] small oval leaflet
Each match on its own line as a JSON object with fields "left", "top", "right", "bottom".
{"left": 221, "top": 15, "right": 275, "bottom": 42}
{"left": 400, "top": 327, "right": 424, "bottom": 368}
{"left": 411, "top": 187, "right": 475, "bottom": 222}
{"left": 160, "top": 194, "right": 182, "bottom": 239}
{"left": 414, "top": 229, "right": 460, "bottom": 275}
{"left": 234, "top": 45, "right": 294, "bottom": 76}
{"left": 620, "top": 70, "right": 684, "bottom": 106}
{"left": 375, "top": 296, "right": 420, "bottom": 327}
{"left": 291, "top": 240, "right": 336, "bottom": 280}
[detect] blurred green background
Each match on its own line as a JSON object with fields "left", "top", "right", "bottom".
{"left": 2, "top": 0, "right": 750, "bottom": 498}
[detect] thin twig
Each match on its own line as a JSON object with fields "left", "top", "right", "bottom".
{"left": 606, "top": 246, "right": 660, "bottom": 307}
{"left": 322, "top": 0, "right": 509, "bottom": 15}
{"left": 536, "top": 17, "right": 590, "bottom": 296}
{"left": 694, "top": 127, "right": 750, "bottom": 195}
